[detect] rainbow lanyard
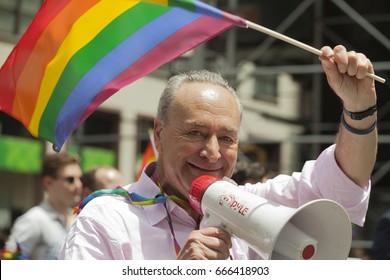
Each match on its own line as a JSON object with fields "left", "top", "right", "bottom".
{"left": 73, "top": 179, "right": 189, "bottom": 256}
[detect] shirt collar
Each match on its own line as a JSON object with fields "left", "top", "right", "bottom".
{"left": 39, "top": 200, "right": 71, "bottom": 227}
{"left": 129, "top": 162, "right": 171, "bottom": 225}
{"left": 131, "top": 161, "right": 190, "bottom": 226}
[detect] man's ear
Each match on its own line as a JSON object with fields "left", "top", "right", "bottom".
{"left": 154, "top": 118, "right": 164, "bottom": 154}
{"left": 42, "top": 175, "right": 54, "bottom": 192}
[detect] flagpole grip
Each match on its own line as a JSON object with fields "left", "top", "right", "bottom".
{"left": 245, "top": 20, "right": 386, "bottom": 84}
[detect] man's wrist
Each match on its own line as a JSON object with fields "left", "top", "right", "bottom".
{"left": 341, "top": 113, "right": 377, "bottom": 135}
{"left": 343, "top": 105, "right": 377, "bottom": 120}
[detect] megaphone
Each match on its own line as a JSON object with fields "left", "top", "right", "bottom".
{"left": 189, "top": 175, "right": 352, "bottom": 260}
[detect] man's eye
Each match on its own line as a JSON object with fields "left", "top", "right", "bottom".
{"left": 188, "top": 131, "right": 201, "bottom": 136}
{"left": 221, "top": 136, "right": 234, "bottom": 143}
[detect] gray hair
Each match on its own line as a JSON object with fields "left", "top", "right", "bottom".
{"left": 156, "top": 70, "right": 242, "bottom": 123}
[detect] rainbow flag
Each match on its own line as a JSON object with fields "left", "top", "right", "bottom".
{"left": 0, "top": 0, "right": 246, "bottom": 151}
{"left": 136, "top": 139, "right": 157, "bottom": 180}
{"left": 136, "top": 129, "right": 157, "bottom": 180}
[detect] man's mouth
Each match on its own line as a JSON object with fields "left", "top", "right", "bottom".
{"left": 188, "top": 163, "right": 222, "bottom": 175}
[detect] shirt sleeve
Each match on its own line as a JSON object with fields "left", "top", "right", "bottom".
{"left": 59, "top": 215, "right": 125, "bottom": 260}
{"left": 240, "top": 144, "right": 370, "bottom": 227}
{"left": 59, "top": 197, "right": 135, "bottom": 260}
{"left": 5, "top": 213, "right": 41, "bottom": 257}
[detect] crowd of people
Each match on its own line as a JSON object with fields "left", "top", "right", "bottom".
{"left": 1, "top": 44, "right": 388, "bottom": 260}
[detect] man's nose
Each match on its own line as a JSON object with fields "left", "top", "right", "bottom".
{"left": 200, "top": 136, "right": 221, "bottom": 162}
{"left": 74, "top": 177, "right": 83, "bottom": 188}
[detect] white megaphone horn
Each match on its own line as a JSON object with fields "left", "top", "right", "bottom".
{"left": 189, "top": 175, "right": 352, "bottom": 260}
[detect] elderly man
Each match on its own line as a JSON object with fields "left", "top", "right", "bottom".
{"left": 60, "top": 45, "right": 377, "bottom": 260}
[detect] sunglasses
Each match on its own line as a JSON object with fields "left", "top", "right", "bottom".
{"left": 55, "top": 176, "right": 80, "bottom": 184}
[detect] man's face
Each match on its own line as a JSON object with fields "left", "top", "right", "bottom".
{"left": 48, "top": 163, "right": 83, "bottom": 209}
{"left": 154, "top": 82, "right": 241, "bottom": 199}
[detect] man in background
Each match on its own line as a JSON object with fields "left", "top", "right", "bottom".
{"left": 231, "top": 161, "right": 274, "bottom": 184}
{"left": 2, "top": 152, "right": 82, "bottom": 259}
{"left": 81, "top": 166, "right": 123, "bottom": 199}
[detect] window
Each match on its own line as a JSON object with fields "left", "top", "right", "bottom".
{"left": 76, "top": 110, "right": 121, "bottom": 151}
{"left": 0, "top": 0, "right": 43, "bottom": 35}
{"left": 253, "top": 74, "right": 277, "bottom": 102}
{"left": 0, "top": 111, "right": 33, "bottom": 138}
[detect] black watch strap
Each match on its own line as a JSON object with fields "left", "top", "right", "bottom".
{"left": 344, "top": 105, "right": 377, "bottom": 120}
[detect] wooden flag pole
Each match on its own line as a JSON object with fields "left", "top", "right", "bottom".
{"left": 245, "top": 20, "right": 386, "bottom": 84}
